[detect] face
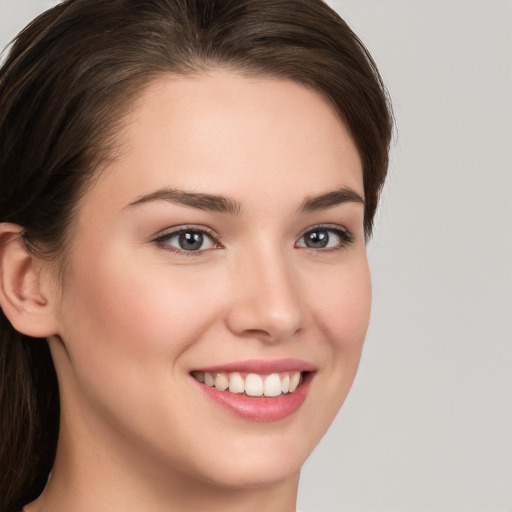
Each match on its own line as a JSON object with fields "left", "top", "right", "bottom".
{"left": 49, "top": 72, "right": 371, "bottom": 490}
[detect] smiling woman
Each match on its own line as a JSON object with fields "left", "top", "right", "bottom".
{"left": 0, "top": 1, "right": 392, "bottom": 512}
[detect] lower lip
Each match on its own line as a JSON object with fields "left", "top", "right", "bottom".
{"left": 195, "top": 373, "right": 313, "bottom": 422}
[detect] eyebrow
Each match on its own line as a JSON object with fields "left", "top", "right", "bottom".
{"left": 298, "top": 187, "right": 364, "bottom": 213}
{"left": 127, "top": 185, "right": 363, "bottom": 215}
{"left": 127, "top": 188, "right": 243, "bottom": 215}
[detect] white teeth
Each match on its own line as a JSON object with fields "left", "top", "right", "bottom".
{"left": 281, "top": 374, "right": 290, "bottom": 394}
{"left": 228, "top": 372, "right": 245, "bottom": 394}
{"left": 245, "top": 373, "right": 264, "bottom": 397}
{"left": 289, "top": 371, "right": 301, "bottom": 392}
{"left": 214, "top": 373, "right": 229, "bottom": 391}
{"left": 264, "top": 374, "right": 282, "bottom": 397}
{"left": 193, "top": 370, "right": 305, "bottom": 397}
{"left": 204, "top": 372, "right": 215, "bottom": 387}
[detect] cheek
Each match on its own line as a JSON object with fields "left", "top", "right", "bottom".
{"left": 57, "top": 244, "right": 223, "bottom": 376}
{"left": 310, "top": 254, "right": 372, "bottom": 353}
{"left": 54, "top": 243, "right": 228, "bottom": 460}
{"left": 306, "top": 253, "right": 371, "bottom": 411}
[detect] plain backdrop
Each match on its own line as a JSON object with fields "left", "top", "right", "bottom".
{"left": 1, "top": 1, "right": 511, "bottom": 511}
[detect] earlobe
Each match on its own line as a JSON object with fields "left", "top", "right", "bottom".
{"left": 0, "top": 222, "right": 58, "bottom": 338}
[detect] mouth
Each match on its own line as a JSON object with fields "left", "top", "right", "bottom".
{"left": 191, "top": 370, "right": 305, "bottom": 398}
{"left": 190, "top": 359, "right": 315, "bottom": 422}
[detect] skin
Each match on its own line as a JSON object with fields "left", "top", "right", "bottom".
{"left": 22, "top": 72, "right": 371, "bottom": 511}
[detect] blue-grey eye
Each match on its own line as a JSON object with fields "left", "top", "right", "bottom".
{"left": 158, "top": 229, "right": 216, "bottom": 252}
{"left": 296, "top": 227, "right": 352, "bottom": 249}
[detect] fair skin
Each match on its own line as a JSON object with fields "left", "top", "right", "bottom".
{"left": 1, "top": 72, "right": 370, "bottom": 511}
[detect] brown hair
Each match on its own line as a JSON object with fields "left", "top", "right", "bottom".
{"left": 0, "top": 0, "right": 392, "bottom": 509}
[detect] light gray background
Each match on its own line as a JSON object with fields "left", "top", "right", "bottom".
{"left": 1, "top": 1, "right": 511, "bottom": 511}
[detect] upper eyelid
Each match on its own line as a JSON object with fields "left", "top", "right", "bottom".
{"left": 153, "top": 224, "right": 219, "bottom": 240}
{"left": 298, "top": 223, "right": 352, "bottom": 238}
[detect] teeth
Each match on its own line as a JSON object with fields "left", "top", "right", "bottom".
{"left": 204, "top": 372, "right": 215, "bottom": 387}
{"left": 245, "top": 373, "right": 264, "bottom": 396}
{"left": 289, "top": 372, "right": 301, "bottom": 392}
{"left": 281, "top": 374, "right": 290, "bottom": 394}
{"left": 264, "top": 374, "right": 282, "bottom": 397}
{"left": 228, "top": 372, "right": 245, "bottom": 393}
{"left": 194, "top": 370, "right": 303, "bottom": 397}
{"left": 192, "top": 371, "right": 204, "bottom": 383}
{"left": 214, "top": 373, "right": 229, "bottom": 391}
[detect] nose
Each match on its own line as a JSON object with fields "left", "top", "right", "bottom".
{"left": 225, "top": 248, "right": 305, "bottom": 343}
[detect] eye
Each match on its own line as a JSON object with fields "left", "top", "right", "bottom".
{"left": 154, "top": 227, "right": 219, "bottom": 254}
{"left": 295, "top": 226, "right": 353, "bottom": 250}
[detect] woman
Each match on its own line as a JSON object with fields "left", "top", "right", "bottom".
{"left": 0, "top": 1, "right": 392, "bottom": 511}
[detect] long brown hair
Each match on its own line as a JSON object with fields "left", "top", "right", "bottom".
{"left": 0, "top": 1, "right": 392, "bottom": 510}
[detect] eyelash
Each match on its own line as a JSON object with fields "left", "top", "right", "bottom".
{"left": 153, "top": 224, "right": 354, "bottom": 256}
{"left": 295, "top": 224, "right": 354, "bottom": 252}
{"left": 153, "top": 225, "right": 221, "bottom": 256}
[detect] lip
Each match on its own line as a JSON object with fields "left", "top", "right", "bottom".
{"left": 191, "top": 359, "right": 316, "bottom": 422}
{"left": 192, "top": 358, "right": 317, "bottom": 374}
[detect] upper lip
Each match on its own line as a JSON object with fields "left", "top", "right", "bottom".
{"left": 191, "top": 358, "right": 317, "bottom": 374}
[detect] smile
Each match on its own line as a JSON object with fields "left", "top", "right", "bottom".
{"left": 192, "top": 371, "right": 302, "bottom": 398}
{"left": 190, "top": 359, "right": 316, "bottom": 422}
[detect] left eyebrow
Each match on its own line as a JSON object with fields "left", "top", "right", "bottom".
{"left": 298, "top": 187, "right": 364, "bottom": 213}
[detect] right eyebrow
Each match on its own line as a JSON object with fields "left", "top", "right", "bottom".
{"left": 126, "top": 187, "right": 243, "bottom": 215}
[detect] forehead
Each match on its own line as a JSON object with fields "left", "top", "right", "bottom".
{"left": 88, "top": 72, "right": 363, "bottom": 210}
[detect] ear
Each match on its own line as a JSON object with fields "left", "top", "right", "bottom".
{"left": 0, "top": 223, "right": 59, "bottom": 338}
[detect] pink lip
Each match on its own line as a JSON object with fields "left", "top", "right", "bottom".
{"left": 192, "top": 358, "right": 317, "bottom": 374}
{"left": 191, "top": 359, "right": 316, "bottom": 422}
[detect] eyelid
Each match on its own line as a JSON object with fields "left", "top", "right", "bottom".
{"left": 295, "top": 223, "right": 354, "bottom": 249}
{"left": 151, "top": 223, "right": 354, "bottom": 255}
{"left": 152, "top": 224, "right": 222, "bottom": 254}
{"left": 153, "top": 224, "right": 218, "bottom": 240}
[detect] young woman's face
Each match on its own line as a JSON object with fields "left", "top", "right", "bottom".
{"left": 49, "top": 72, "right": 371, "bottom": 490}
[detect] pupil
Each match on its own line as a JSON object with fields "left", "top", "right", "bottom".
{"left": 179, "top": 231, "right": 203, "bottom": 250}
{"left": 306, "top": 230, "right": 328, "bottom": 248}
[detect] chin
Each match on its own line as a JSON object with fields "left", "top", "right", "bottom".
{"left": 201, "top": 457, "right": 302, "bottom": 490}
{"left": 188, "top": 430, "right": 313, "bottom": 490}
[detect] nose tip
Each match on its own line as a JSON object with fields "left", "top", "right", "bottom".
{"left": 225, "top": 258, "right": 304, "bottom": 342}
{"left": 228, "top": 301, "right": 303, "bottom": 342}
